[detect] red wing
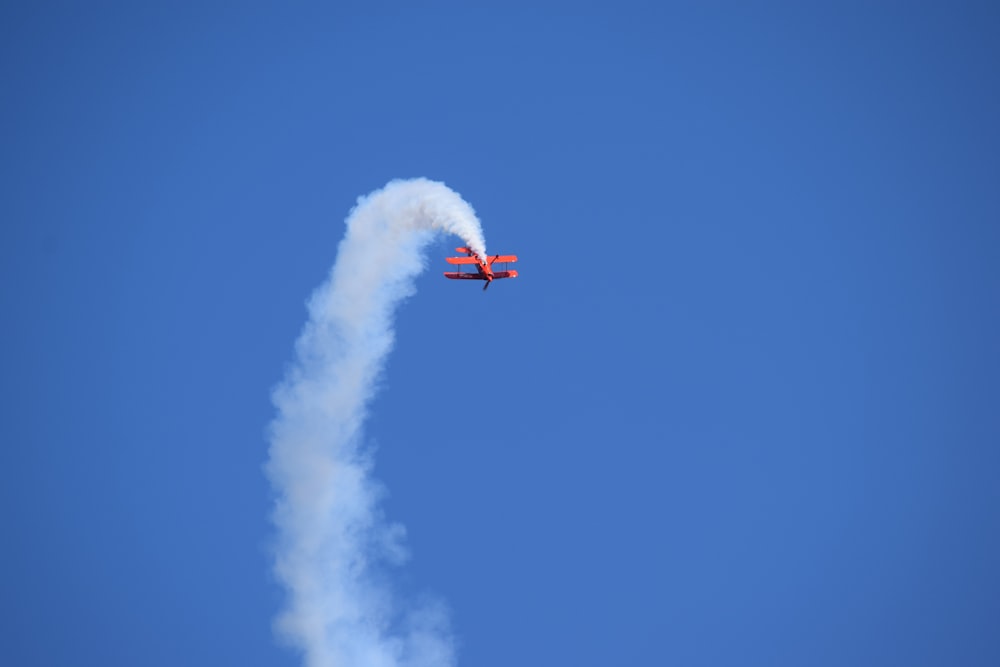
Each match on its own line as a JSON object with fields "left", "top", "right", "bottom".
{"left": 446, "top": 256, "right": 479, "bottom": 265}
{"left": 492, "top": 270, "right": 518, "bottom": 279}
{"left": 490, "top": 255, "right": 518, "bottom": 263}
{"left": 443, "top": 272, "right": 486, "bottom": 280}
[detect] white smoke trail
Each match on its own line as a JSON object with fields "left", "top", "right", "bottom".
{"left": 266, "top": 178, "right": 485, "bottom": 667}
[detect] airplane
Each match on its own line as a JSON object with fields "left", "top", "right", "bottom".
{"left": 443, "top": 247, "right": 518, "bottom": 291}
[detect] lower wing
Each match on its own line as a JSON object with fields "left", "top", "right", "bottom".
{"left": 443, "top": 272, "right": 486, "bottom": 280}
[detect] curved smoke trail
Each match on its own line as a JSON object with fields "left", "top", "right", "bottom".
{"left": 266, "top": 178, "right": 485, "bottom": 667}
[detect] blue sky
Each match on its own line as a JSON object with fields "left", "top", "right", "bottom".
{"left": 2, "top": 2, "right": 999, "bottom": 665}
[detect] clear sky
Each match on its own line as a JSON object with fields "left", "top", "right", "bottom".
{"left": 2, "top": 2, "right": 999, "bottom": 666}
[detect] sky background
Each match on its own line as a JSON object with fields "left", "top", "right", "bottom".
{"left": 2, "top": 2, "right": 999, "bottom": 665}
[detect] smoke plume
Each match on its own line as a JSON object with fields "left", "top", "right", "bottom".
{"left": 266, "top": 178, "right": 485, "bottom": 666}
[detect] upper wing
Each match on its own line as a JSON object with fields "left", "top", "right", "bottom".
{"left": 446, "top": 256, "right": 480, "bottom": 265}
{"left": 490, "top": 255, "right": 518, "bottom": 263}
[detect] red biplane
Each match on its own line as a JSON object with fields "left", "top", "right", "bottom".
{"left": 443, "top": 247, "right": 518, "bottom": 291}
